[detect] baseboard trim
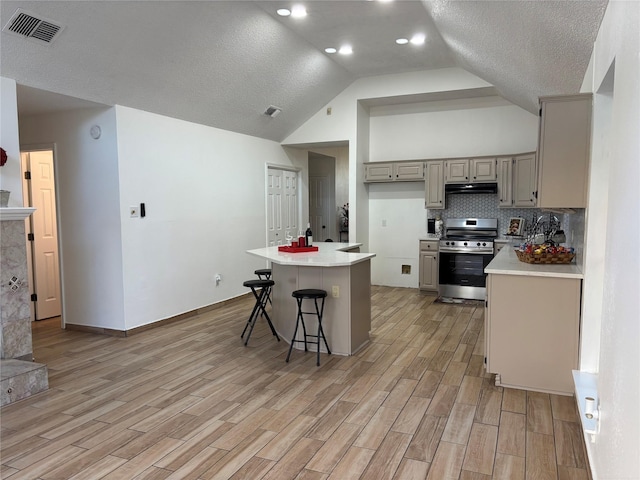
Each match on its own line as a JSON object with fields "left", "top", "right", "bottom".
{"left": 65, "top": 323, "right": 127, "bottom": 337}
{"left": 65, "top": 293, "right": 252, "bottom": 338}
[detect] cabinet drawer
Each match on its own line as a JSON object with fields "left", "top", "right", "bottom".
{"left": 420, "top": 240, "right": 439, "bottom": 251}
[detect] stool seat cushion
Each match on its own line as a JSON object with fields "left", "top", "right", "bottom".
{"left": 292, "top": 289, "right": 327, "bottom": 299}
{"left": 254, "top": 268, "right": 272, "bottom": 276}
{"left": 243, "top": 279, "right": 275, "bottom": 288}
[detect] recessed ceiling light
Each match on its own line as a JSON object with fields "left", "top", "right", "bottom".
{"left": 276, "top": 8, "right": 291, "bottom": 16}
{"left": 410, "top": 33, "right": 426, "bottom": 45}
{"left": 396, "top": 38, "right": 409, "bottom": 45}
{"left": 325, "top": 47, "right": 337, "bottom": 54}
{"left": 339, "top": 45, "right": 353, "bottom": 55}
{"left": 291, "top": 5, "right": 307, "bottom": 17}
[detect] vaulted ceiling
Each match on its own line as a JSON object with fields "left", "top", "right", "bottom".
{"left": 0, "top": 1, "right": 607, "bottom": 142}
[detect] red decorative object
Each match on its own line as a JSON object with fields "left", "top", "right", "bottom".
{"left": 0, "top": 148, "right": 7, "bottom": 167}
{"left": 278, "top": 245, "right": 319, "bottom": 253}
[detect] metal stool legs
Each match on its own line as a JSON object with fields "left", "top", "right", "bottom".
{"left": 255, "top": 269, "right": 273, "bottom": 307}
{"left": 286, "top": 292, "right": 331, "bottom": 366}
{"left": 241, "top": 280, "right": 279, "bottom": 346}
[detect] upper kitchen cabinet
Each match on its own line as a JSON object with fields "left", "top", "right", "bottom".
{"left": 364, "top": 162, "right": 393, "bottom": 182}
{"left": 497, "top": 153, "right": 537, "bottom": 208}
{"left": 425, "top": 160, "right": 445, "bottom": 209}
{"left": 537, "top": 94, "right": 592, "bottom": 208}
{"left": 394, "top": 161, "right": 424, "bottom": 181}
{"left": 364, "top": 161, "right": 424, "bottom": 183}
{"left": 497, "top": 156, "right": 514, "bottom": 207}
{"left": 513, "top": 153, "right": 537, "bottom": 207}
{"left": 471, "top": 158, "right": 497, "bottom": 182}
{"left": 444, "top": 159, "right": 469, "bottom": 183}
{"left": 444, "top": 157, "right": 496, "bottom": 183}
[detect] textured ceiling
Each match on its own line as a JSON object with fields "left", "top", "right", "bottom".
{"left": 0, "top": 1, "right": 607, "bottom": 142}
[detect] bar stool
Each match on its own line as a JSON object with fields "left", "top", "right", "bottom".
{"left": 241, "top": 279, "right": 279, "bottom": 346}
{"left": 254, "top": 268, "right": 272, "bottom": 306}
{"left": 286, "top": 289, "right": 331, "bottom": 366}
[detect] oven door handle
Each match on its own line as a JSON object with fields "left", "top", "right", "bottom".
{"left": 439, "top": 247, "right": 494, "bottom": 254}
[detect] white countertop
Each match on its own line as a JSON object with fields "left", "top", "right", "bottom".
{"left": 486, "top": 246, "right": 583, "bottom": 279}
{"left": 247, "top": 242, "right": 375, "bottom": 267}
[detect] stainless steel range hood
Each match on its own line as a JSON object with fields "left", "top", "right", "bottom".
{"left": 445, "top": 182, "right": 498, "bottom": 194}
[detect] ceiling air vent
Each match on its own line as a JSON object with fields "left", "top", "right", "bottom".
{"left": 263, "top": 105, "right": 282, "bottom": 118}
{"left": 3, "top": 9, "right": 64, "bottom": 44}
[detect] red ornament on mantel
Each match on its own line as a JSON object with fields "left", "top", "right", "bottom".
{"left": 0, "top": 148, "right": 7, "bottom": 167}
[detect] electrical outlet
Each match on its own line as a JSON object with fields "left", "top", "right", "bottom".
{"left": 332, "top": 285, "right": 339, "bottom": 298}
{"left": 130, "top": 206, "right": 140, "bottom": 218}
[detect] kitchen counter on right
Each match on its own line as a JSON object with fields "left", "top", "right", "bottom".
{"left": 486, "top": 244, "right": 583, "bottom": 279}
{"left": 485, "top": 246, "right": 582, "bottom": 395}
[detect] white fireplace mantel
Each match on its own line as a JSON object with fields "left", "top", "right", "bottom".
{"left": 0, "top": 207, "right": 35, "bottom": 221}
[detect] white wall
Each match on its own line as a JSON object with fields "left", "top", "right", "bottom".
{"left": 115, "top": 106, "right": 301, "bottom": 330}
{"left": 19, "top": 107, "right": 125, "bottom": 331}
{"left": 369, "top": 101, "right": 538, "bottom": 160}
{"left": 579, "top": 2, "right": 640, "bottom": 478}
{"left": 0, "top": 77, "right": 23, "bottom": 206}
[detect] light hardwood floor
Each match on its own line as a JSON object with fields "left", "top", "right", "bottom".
{"left": 0, "top": 286, "right": 589, "bottom": 480}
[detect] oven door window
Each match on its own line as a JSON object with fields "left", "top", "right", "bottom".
{"left": 439, "top": 252, "right": 492, "bottom": 287}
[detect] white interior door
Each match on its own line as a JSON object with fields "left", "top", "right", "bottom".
{"left": 309, "top": 175, "right": 331, "bottom": 241}
{"left": 283, "top": 170, "right": 299, "bottom": 239}
{"left": 23, "top": 150, "right": 62, "bottom": 320}
{"left": 267, "top": 167, "right": 298, "bottom": 246}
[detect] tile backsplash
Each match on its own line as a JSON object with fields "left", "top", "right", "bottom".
{"left": 427, "top": 193, "right": 585, "bottom": 249}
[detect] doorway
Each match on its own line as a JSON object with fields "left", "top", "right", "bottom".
{"left": 308, "top": 152, "right": 336, "bottom": 242}
{"left": 266, "top": 166, "right": 299, "bottom": 246}
{"left": 21, "top": 147, "right": 62, "bottom": 321}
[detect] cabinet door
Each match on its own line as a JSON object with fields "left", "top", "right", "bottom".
{"left": 419, "top": 252, "right": 438, "bottom": 291}
{"left": 537, "top": 95, "right": 591, "bottom": 208}
{"left": 364, "top": 163, "right": 393, "bottom": 182}
{"left": 394, "top": 161, "right": 424, "bottom": 181}
{"left": 471, "top": 158, "right": 497, "bottom": 182}
{"left": 497, "top": 157, "right": 513, "bottom": 207}
{"left": 513, "top": 153, "right": 537, "bottom": 207}
{"left": 425, "top": 161, "right": 445, "bottom": 209}
{"left": 444, "top": 159, "right": 469, "bottom": 183}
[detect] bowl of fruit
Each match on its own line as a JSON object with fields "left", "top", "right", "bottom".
{"left": 515, "top": 243, "right": 575, "bottom": 264}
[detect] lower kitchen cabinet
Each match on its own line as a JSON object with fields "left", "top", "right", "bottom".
{"left": 419, "top": 240, "right": 439, "bottom": 292}
{"left": 485, "top": 273, "right": 580, "bottom": 395}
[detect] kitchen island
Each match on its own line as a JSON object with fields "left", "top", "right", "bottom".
{"left": 247, "top": 242, "right": 376, "bottom": 356}
{"left": 484, "top": 247, "right": 583, "bottom": 395}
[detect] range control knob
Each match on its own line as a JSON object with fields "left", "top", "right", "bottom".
{"left": 482, "top": 242, "right": 487, "bottom": 247}
{"left": 463, "top": 242, "right": 468, "bottom": 246}
{"left": 476, "top": 242, "right": 481, "bottom": 246}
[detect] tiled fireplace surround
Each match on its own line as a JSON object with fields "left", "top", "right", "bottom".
{"left": 1, "top": 208, "right": 48, "bottom": 406}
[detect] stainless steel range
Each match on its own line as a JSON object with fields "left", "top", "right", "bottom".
{"left": 438, "top": 218, "right": 498, "bottom": 300}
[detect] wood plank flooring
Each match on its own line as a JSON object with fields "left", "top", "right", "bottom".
{"left": 0, "top": 286, "right": 589, "bottom": 479}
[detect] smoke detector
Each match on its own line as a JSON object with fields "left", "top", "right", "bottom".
{"left": 264, "top": 105, "right": 282, "bottom": 118}
{"left": 3, "top": 9, "right": 64, "bottom": 45}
